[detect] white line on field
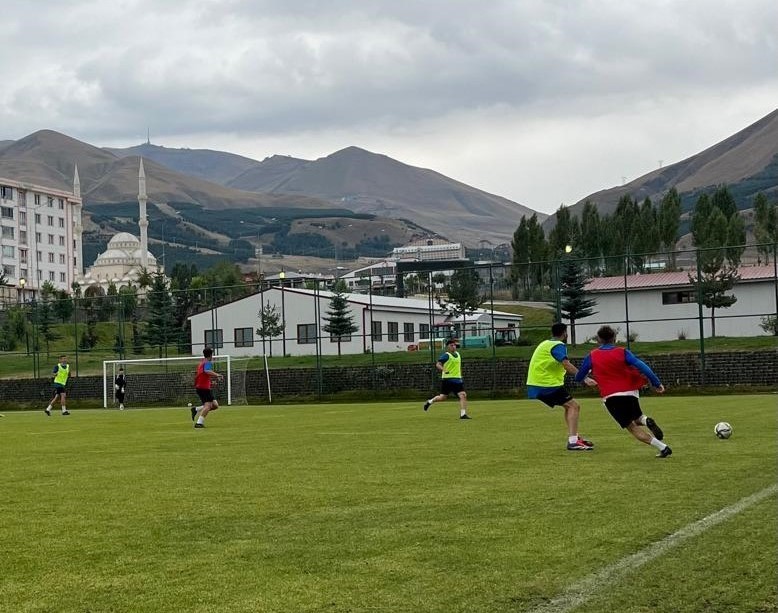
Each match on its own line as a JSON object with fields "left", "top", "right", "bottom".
{"left": 527, "top": 483, "right": 778, "bottom": 613}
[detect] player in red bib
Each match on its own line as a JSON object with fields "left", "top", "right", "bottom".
{"left": 575, "top": 325, "right": 672, "bottom": 458}
{"left": 191, "top": 346, "right": 223, "bottom": 429}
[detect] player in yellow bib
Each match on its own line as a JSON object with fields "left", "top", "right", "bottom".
{"left": 45, "top": 355, "right": 71, "bottom": 416}
{"left": 423, "top": 338, "right": 471, "bottom": 419}
{"left": 527, "top": 323, "right": 595, "bottom": 450}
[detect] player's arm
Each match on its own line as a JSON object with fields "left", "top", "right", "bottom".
{"left": 625, "top": 350, "right": 663, "bottom": 391}
{"left": 435, "top": 353, "right": 448, "bottom": 373}
{"left": 204, "top": 363, "right": 223, "bottom": 380}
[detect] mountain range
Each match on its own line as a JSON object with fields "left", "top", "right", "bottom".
{"left": 1, "top": 108, "right": 776, "bottom": 268}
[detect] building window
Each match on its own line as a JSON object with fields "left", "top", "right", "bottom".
{"left": 35, "top": 232, "right": 41, "bottom": 242}
{"left": 234, "top": 327, "right": 254, "bottom": 348}
{"left": 0, "top": 185, "right": 13, "bottom": 200}
{"left": 58, "top": 218, "right": 64, "bottom": 228}
{"left": 19, "top": 249, "right": 27, "bottom": 263}
{"left": 329, "top": 331, "right": 352, "bottom": 343}
{"left": 3, "top": 264, "right": 15, "bottom": 277}
{"left": 34, "top": 213, "right": 41, "bottom": 224}
{"left": 1, "top": 226, "right": 14, "bottom": 239}
{"left": 47, "top": 215, "right": 54, "bottom": 226}
{"left": 297, "top": 323, "right": 317, "bottom": 344}
{"left": 58, "top": 236, "right": 65, "bottom": 246}
{"left": 60, "top": 272, "right": 66, "bottom": 282}
{"left": 371, "top": 320, "right": 383, "bottom": 341}
{"left": 36, "top": 250, "right": 42, "bottom": 262}
{"left": 19, "top": 230, "right": 27, "bottom": 244}
{"left": 34, "top": 194, "right": 40, "bottom": 206}
{"left": 1, "top": 206, "right": 13, "bottom": 219}
{"left": 20, "top": 268, "right": 27, "bottom": 279}
{"left": 58, "top": 198, "right": 65, "bottom": 209}
{"left": 419, "top": 323, "right": 430, "bottom": 340}
{"left": 48, "top": 253, "right": 55, "bottom": 263}
{"left": 204, "top": 329, "right": 224, "bottom": 349}
{"left": 662, "top": 290, "right": 696, "bottom": 305}
{"left": 403, "top": 322, "right": 415, "bottom": 343}
{"left": 47, "top": 197, "right": 53, "bottom": 207}
{"left": 48, "top": 271, "right": 55, "bottom": 281}
{"left": 387, "top": 321, "right": 399, "bottom": 342}
{"left": 37, "top": 270, "right": 42, "bottom": 280}
{"left": 59, "top": 254, "right": 65, "bottom": 264}
{"left": 19, "top": 211, "right": 26, "bottom": 225}
{"left": 48, "top": 234, "right": 54, "bottom": 244}
{"left": 2, "top": 245, "right": 14, "bottom": 258}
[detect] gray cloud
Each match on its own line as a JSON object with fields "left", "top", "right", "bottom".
{"left": 1, "top": 0, "right": 777, "bottom": 212}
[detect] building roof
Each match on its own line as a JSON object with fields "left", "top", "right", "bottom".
{"left": 585, "top": 265, "right": 776, "bottom": 292}
{"left": 108, "top": 232, "right": 139, "bottom": 246}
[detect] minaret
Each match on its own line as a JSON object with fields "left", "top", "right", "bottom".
{"left": 73, "top": 165, "right": 84, "bottom": 280}
{"left": 138, "top": 158, "right": 149, "bottom": 270}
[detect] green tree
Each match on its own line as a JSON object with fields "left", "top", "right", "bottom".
{"left": 613, "top": 195, "right": 641, "bottom": 272}
{"left": 548, "top": 205, "right": 580, "bottom": 257}
{"left": 658, "top": 188, "right": 681, "bottom": 269}
{"left": 322, "top": 289, "right": 358, "bottom": 356}
{"left": 559, "top": 258, "right": 597, "bottom": 345}
{"left": 436, "top": 268, "right": 483, "bottom": 339}
{"left": 754, "top": 193, "right": 778, "bottom": 264}
{"left": 52, "top": 289, "right": 73, "bottom": 323}
{"left": 579, "top": 200, "right": 601, "bottom": 273}
{"left": 145, "top": 272, "right": 174, "bottom": 357}
{"left": 38, "top": 281, "right": 60, "bottom": 357}
{"left": 256, "top": 303, "right": 284, "bottom": 356}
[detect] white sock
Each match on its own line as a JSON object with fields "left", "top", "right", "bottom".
{"left": 46, "top": 404, "right": 52, "bottom": 411}
{"left": 638, "top": 415, "right": 648, "bottom": 426}
{"left": 568, "top": 435, "right": 578, "bottom": 444}
{"left": 649, "top": 438, "right": 666, "bottom": 450}
{"left": 427, "top": 398, "right": 436, "bottom": 405}
{"left": 61, "top": 406, "right": 67, "bottom": 413}
{"left": 460, "top": 408, "right": 467, "bottom": 417}
{"left": 197, "top": 416, "right": 205, "bottom": 425}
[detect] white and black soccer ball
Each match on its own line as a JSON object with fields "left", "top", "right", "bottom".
{"left": 714, "top": 421, "right": 733, "bottom": 439}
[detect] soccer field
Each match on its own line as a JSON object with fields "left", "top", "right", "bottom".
{"left": 2, "top": 395, "right": 776, "bottom": 613}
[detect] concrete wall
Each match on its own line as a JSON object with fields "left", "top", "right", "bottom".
{"left": 2, "top": 350, "right": 775, "bottom": 408}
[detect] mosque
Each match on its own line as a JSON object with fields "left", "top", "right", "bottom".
{"left": 79, "top": 159, "right": 162, "bottom": 291}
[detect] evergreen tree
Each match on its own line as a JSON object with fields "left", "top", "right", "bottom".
{"left": 658, "top": 188, "right": 681, "bottom": 269}
{"left": 322, "top": 288, "right": 358, "bottom": 356}
{"left": 548, "top": 205, "right": 579, "bottom": 257}
{"left": 38, "top": 281, "right": 60, "bottom": 357}
{"left": 145, "top": 272, "right": 174, "bottom": 357}
{"left": 559, "top": 258, "right": 597, "bottom": 346}
{"left": 579, "top": 200, "right": 601, "bottom": 273}
{"left": 256, "top": 303, "right": 284, "bottom": 357}
{"left": 754, "top": 193, "right": 778, "bottom": 264}
{"left": 510, "top": 216, "right": 530, "bottom": 298}
{"left": 52, "top": 289, "right": 73, "bottom": 323}
{"left": 633, "top": 198, "right": 659, "bottom": 271}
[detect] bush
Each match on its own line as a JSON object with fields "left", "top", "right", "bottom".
{"left": 677, "top": 329, "right": 688, "bottom": 340}
{"left": 759, "top": 315, "right": 777, "bottom": 335}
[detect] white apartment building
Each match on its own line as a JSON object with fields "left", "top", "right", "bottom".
{"left": 0, "top": 170, "right": 83, "bottom": 302}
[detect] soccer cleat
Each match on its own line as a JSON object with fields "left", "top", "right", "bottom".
{"left": 567, "top": 441, "right": 593, "bottom": 451}
{"left": 646, "top": 417, "right": 664, "bottom": 440}
{"left": 190, "top": 406, "right": 197, "bottom": 421}
{"left": 656, "top": 446, "right": 672, "bottom": 458}
{"left": 460, "top": 414, "right": 471, "bottom": 420}
{"left": 44, "top": 408, "right": 51, "bottom": 416}
{"left": 194, "top": 423, "right": 205, "bottom": 429}
{"left": 423, "top": 401, "right": 431, "bottom": 411}
{"left": 577, "top": 437, "right": 594, "bottom": 448}
{"left": 61, "top": 411, "right": 70, "bottom": 416}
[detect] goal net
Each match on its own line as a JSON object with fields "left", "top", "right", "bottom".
{"left": 102, "top": 355, "right": 249, "bottom": 408}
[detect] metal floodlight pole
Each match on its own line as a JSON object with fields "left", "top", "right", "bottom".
{"left": 624, "top": 254, "right": 631, "bottom": 350}
{"left": 695, "top": 248, "right": 706, "bottom": 385}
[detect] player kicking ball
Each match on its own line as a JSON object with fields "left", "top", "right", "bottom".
{"left": 190, "top": 347, "right": 223, "bottom": 429}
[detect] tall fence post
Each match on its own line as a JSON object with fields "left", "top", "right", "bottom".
{"left": 695, "top": 248, "right": 706, "bottom": 385}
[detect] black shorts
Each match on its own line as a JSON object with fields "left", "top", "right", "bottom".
{"left": 52, "top": 384, "right": 66, "bottom": 396}
{"left": 196, "top": 388, "right": 215, "bottom": 404}
{"left": 604, "top": 395, "right": 643, "bottom": 428}
{"left": 441, "top": 379, "right": 465, "bottom": 396}
{"left": 536, "top": 387, "right": 573, "bottom": 408}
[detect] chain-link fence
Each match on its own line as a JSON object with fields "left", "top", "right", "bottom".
{"left": 1, "top": 244, "right": 776, "bottom": 399}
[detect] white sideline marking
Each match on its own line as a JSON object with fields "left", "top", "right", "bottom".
{"left": 527, "top": 484, "right": 778, "bottom": 613}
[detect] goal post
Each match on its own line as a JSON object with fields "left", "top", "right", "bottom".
{"left": 102, "top": 355, "right": 246, "bottom": 408}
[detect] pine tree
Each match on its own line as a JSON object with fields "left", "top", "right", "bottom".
{"left": 145, "top": 272, "right": 174, "bottom": 357}
{"left": 658, "top": 188, "right": 681, "bottom": 269}
{"left": 754, "top": 193, "right": 777, "bottom": 264}
{"left": 256, "top": 303, "right": 284, "bottom": 356}
{"left": 559, "top": 258, "right": 597, "bottom": 345}
{"left": 322, "top": 288, "right": 358, "bottom": 356}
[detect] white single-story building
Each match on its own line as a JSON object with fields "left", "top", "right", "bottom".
{"left": 574, "top": 265, "right": 778, "bottom": 342}
{"left": 189, "top": 287, "right": 523, "bottom": 357}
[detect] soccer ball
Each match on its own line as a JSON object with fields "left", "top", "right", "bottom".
{"left": 714, "top": 421, "right": 732, "bottom": 439}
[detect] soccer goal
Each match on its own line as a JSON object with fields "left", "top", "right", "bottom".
{"left": 102, "top": 355, "right": 249, "bottom": 408}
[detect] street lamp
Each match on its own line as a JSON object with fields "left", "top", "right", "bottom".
{"left": 18, "top": 277, "right": 26, "bottom": 304}
{"left": 555, "top": 245, "right": 573, "bottom": 321}
{"left": 279, "top": 270, "right": 286, "bottom": 357}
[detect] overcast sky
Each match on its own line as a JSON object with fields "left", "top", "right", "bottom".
{"left": 2, "top": 0, "right": 777, "bottom": 214}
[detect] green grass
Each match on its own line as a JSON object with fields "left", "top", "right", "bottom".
{"left": 1, "top": 395, "right": 776, "bottom": 612}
